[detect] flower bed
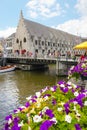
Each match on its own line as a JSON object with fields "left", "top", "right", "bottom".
{"left": 68, "top": 58, "right": 87, "bottom": 80}
{"left": 3, "top": 81, "right": 87, "bottom": 130}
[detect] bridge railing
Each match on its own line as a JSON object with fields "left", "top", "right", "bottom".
{"left": 6, "top": 54, "right": 79, "bottom": 62}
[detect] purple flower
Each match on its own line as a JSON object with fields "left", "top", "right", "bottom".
{"left": 4, "top": 123, "right": 10, "bottom": 130}
{"left": 52, "top": 85, "right": 57, "bottom": 92}
{"left": 5, "top": 114, "right": 12, "bottom": 121}
{"left": 75, "top": 124, "right": 82, "bottom": 130}
{"left": 25, "top": 102, "right": 30, "bottom": 107}
{"left": 60, "top": 87, "right": 68, "bottom": 93}
{"left": 52, "top": 99, "right": 57, "bottom": 105}
{"left": 75, "top": 93, "right": 85, "bottom": 107}
{"left": 40, "top": 120, "right": 54, "bottom": 130}
{"left": 43, "top": 94, "right": 51, "bottom": 98}
{"left": 32, "top": 95, "right": 37, "bottom": 99}
{"left": 30, "top": 98, "right": 36, "bottom": 103}
{"left": 12, "top": 124, "right": 21, "bottom": 130}
{"left": 45, "top": 109, "right": 54, "bottom": 119}
{"left": 11, "top": 117, "right": 21, "bottom": 130}
{"left": 13, "top": 117, "right": 20, "bottom": 124}
{"left": 58, "top": 80, "right": 65, "bottom": 85}
{"left": 64, "top": 103, "right": 70, "bottom": 114}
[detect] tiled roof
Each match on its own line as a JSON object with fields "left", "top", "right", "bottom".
{"left": 24, "top": 18, "right": 79, "bottom": 42}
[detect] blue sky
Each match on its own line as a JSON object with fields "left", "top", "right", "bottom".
{"left": 0, "top": 0, "right": 87, "bottom": 38}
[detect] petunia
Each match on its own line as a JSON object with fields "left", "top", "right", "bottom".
{"left": 25, "top": 101, "right": 30, "bottom": 107}
{"left": 40, "top": 120, "right": 54, "bottom": 130}
{"left": 5, "top": 114, "right": 12, "bottom": 121}
{"left": 64, "top": 102, "right": 70, "bottom": 114}
{"left": 33, "top": 115, "right": 43, "bottom": 123}
{"left": 52, "top": 99, "right": 57, "bottom": 105}
{"left": 12, "top": 123, "right": 21, "bottom": 130}
{"left": 45, "top": 109, "right": 54, "bottom": 119}
{"left": 65, "top": 115, "right": 72, "bottom": 123}
{"left": 75, "top": 124, "right": 82, "bottom": 130}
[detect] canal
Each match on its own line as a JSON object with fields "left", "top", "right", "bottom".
{"left": 0, "top": 65, "right": 66, "bottom": 129}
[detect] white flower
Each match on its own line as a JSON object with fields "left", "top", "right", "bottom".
{"left": 50, "top": 87, "right": 54, "bottom": 91}
{"left": 60, "top": 84, "right": 65, "bottom": 88}
{"left": 50, "top": 117, "right": 57, "bottom": 124}
{"left": 72, "top": 84, "right": 77, "bottom": 89}
{"left": 18, "top": 120, "right": 24, "bottom": 127}
{"left": 73, "top": 106, "right": 77, "bottom": 111}
{"left": 36, "top": 92, "right": 41, "bottom": 98}
{"left": 68, "top": 85, "right": 72, "bottom": 89}
{"left": 8, "top": 118, "right": 12, "bottom": 124}
{"left": 70, "top": 66, "right": 74, "bottom": 70}
{"left": 67, "top": 81, "right": 72, "bottom": 86}
{"left": 44, "top": 96, "right": 49, "bottom": 101}
{"left": 82, "top": 63, "right": 86, "bottom": 68}
{"left": 26, "top": 96, "right": 32, "bottom": 100}
{"left": 57, "top": 107, "right": 63, "bottom": 112}
{"left": 20, "top": 106, "right": 26, "bottom": 109}
{"left": 65, "top": 115, "right": 72, "bottom": 123}
{"left": 84, "top": 101, "right": 87, "bottom": 106}
{"left": 61, "top": 102, "right": 65, "bottom": 106}
{"left": 76, "top": 112, "right": 80, "bottom": 117}
{"left": 33, "top": 115, "right": 43, "bottom": 123}
{"left": 74, "top": 91, "right": 79, "bottom": 97}
{"left": 42, "top": 87, "right": 48, "bottom": 93}
{"left": 73, "top": 101, "right": 78, "bottom": 105}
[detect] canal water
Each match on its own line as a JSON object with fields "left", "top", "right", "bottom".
{"left": 0, "top": 65, "right": 66, "bottom": 129}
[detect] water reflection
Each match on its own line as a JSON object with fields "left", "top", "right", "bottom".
{"left": 0, "top": 66, "right": 66, "bottom": 129}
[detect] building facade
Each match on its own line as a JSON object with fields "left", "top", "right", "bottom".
{"left": 10, "top": 11, "right": 82, "bottom": 59}
{"left": 6, "top": 33, "right": 15, "bottom": 56}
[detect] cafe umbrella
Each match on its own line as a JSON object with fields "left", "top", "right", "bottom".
{"left": 73, "top": 41, "right": 87, "bottom": 49}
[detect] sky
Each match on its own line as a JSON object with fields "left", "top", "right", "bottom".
{"left": 0, "top": 0, "right": 87, "bottom": 38}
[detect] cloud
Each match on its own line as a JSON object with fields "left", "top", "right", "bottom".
{"left": 26, "top": 0, "right": 62, "bottom": 18}
{"left": 56, "top": 17, "right": 87, "bottom": 38}
{"left": 0, "top": 27, "right": 16, "bottom": 38}
{"left": 75, "top": 0, "right": 87, "bottom": 17}
{"left": 56, "top": 0, "right": 87, "bottom": 38}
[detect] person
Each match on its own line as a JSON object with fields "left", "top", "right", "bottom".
{"left": 0, "top": 51, "right": 3, "bottom": 66}
{"left": 80, "top": 52, "right": 86, "bottom": 62}
{"left": 2, "top": 52, "right": 7, "bottom": 66}
{"left": 84, "top": 51, "right": 87, "bottom": 57}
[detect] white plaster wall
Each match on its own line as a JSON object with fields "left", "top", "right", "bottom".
{"left": 13, "top": 18, "right": 34, "bottom": 55}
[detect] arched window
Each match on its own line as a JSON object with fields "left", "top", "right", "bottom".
{"left": 23, "top": 37, "right": 26, "bottom": 42}
{"left": 16, "top": 38, "right": 19, "bottom": 43}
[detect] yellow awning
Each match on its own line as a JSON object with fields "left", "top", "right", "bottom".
{"left": 73, "top": 41, "right": 87, "bottom": 50}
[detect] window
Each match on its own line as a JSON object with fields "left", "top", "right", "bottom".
{"left": 42, "top": 41, "right": 44, "bottom": 46}
{"left": 35, "top": 40, "right": 37, "bottom": 45}
{"left": 53, "top": 43, "right": 55, "bottom": 46}
{"left": 42, "top": 50, "right": 44, "bottom": 54}
{"left": 48, "top": 42, "right": 50, "bottom": 46}
{"left": 24, "top": 37, "right": 26, "bottom": 42}
{"left": 35, "top": 49, "right": 38, "bottom": 53}
{"left": 16, "top": 38, "right": 19, "bottom": 43}
{"left": 20, "top": 41, "right": 22, "bottom": 49}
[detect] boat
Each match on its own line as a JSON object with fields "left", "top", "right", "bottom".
{"left": 0, "top": 65, "right": 16, "bottom": 73}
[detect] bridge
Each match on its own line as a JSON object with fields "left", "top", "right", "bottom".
{"left": 0, "top": 56, "right": 78, "bottom": 75}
